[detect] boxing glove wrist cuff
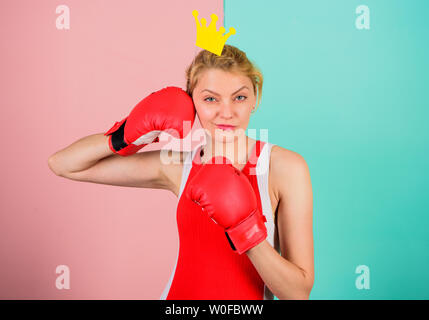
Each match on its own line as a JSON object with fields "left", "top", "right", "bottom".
{"left": 110, "top": 120, "right": 128, "bottom": 152}
{"left": 225, "top": 209, "right": 267, "bottom": 255}
{"left": 104, "top": 118, "right": 159, "bottom": 156}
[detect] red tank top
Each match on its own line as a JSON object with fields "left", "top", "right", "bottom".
{"left": 166, "top": 140, "right": 267, "bottom": 300}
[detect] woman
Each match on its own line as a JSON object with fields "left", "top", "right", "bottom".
{"left": 48, "top": 44, "right": 314, "bottom": 300}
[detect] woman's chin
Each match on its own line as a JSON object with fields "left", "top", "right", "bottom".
{"left": 204, "top": 127, "right": 246, "bottom": 144}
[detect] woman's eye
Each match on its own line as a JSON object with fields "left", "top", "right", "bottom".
{"left": 204, "top": 96, "right": 247, "bottom": 102}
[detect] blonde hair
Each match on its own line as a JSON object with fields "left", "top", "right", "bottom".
{"left": 185, "top": 45, "right": 263, "bottom": 110}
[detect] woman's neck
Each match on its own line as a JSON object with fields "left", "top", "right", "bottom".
{"left": 201, "top": 135, "right": 256, "bottom": 167}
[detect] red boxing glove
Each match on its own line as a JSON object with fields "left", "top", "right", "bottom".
{"left": 105, "top": 86, "right": 195, "bottom": 156}
{"left": 186, "top": 156, "right": 267, "bottom": 254}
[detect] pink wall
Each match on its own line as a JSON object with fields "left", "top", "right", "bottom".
{"left": 0, "top": 0, "right": 223, "bottom": 299}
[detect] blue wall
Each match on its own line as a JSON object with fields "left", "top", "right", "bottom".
{"left": 225, "top": 0, "right": 429, "bottom": 299}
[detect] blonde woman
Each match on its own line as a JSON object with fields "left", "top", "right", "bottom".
{"left": 48, "top": 45, "right": 314, "bottom": 300}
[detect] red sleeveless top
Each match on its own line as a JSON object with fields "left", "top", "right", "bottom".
{"left": 165, "top": 140, "right": 267, "bottom": 299}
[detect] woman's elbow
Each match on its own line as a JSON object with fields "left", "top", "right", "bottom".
{"left": 48, "top": 156, "right": 64, "bottom": 176}
{"left": 302, "top": 278, "right": 314, "bottom": 299}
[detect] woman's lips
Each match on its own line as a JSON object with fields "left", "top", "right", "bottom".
{"left": 216, "top": 124, "right": 236, "bottom": 131}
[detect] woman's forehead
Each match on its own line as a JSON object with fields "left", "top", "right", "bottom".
{"left": 195, "top": 69, "right": 252, "bottom": 91}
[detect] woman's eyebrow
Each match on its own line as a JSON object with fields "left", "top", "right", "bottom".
{"left": 201, "top": 86, "right": 249, "bottom": 96}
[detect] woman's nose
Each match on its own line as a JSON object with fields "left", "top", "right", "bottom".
{"left": 218, "top": 102, "right": 233, "bottom": 118}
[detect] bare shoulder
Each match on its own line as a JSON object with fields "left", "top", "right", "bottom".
{"left": 270, "top": 145, "right": 308, "bottom": 169}
{"left": 270, "top": 145, "right": 311, "bottom": 199}
{"left": 158, "top": 150, "right": 190, "bottom": 197}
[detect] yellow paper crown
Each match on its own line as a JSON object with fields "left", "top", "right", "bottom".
{"left": 192, "top": 10, "right": 236, "bottom": 56}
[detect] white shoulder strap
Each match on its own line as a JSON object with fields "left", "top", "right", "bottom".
{"left": 178, "top": 145, "right": 201, "bottom": 199}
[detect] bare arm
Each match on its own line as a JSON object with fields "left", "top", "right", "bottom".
{"left": 48, "top": 133, "right": 112, "bottom": 175}
{"left": 245, "top": 146, "right": 314, "bottom": 300}
{"left": 47, "top": 133, "right": 178, "bottom": 192}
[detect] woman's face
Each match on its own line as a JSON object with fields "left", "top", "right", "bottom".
{"left": 192, "top": 68, "right": 256, "bottom": 143}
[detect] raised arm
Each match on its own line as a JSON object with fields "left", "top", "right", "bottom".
{"left": 48, "top": 86, "right": 196, "bottom": 195}
{"left": 47, "top": 133, "right": 178, "bottom": 192}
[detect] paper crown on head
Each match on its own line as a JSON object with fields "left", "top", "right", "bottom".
{"left": 192, "top": 10, "right": 236, "bottom": 56}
